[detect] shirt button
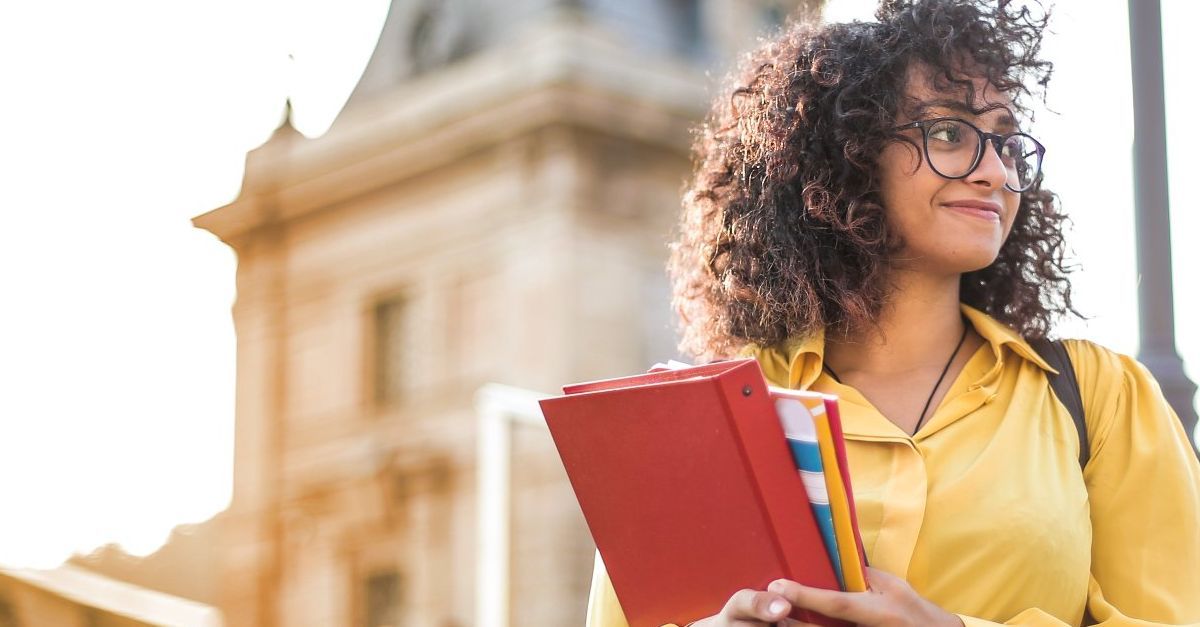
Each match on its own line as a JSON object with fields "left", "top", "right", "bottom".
{"left": 985, "top": 393, "right": 998, "bottom": 404}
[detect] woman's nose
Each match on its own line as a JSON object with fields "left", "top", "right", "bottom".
{"left": 970, "top": 139, "right": 1011, "bottom": 189}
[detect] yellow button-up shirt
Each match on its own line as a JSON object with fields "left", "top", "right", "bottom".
{"left": 586, "top": 305, "right": 1200, "bottom": 626}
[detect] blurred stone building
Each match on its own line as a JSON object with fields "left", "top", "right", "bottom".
{"left": 193, "top": 1, "right": 818, "bottom": 625}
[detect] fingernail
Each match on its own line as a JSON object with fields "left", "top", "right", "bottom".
{"left": 768, "top": 599, "right": 788, "bottom": 615}
{"left": 767, "top": 580, "right": 784, "bottom": 592}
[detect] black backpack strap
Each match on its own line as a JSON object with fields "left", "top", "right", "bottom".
{"left": 1030, "top": 339, "right": 1096, "bottom": 626}
{"left": 1030, "top": 338, "right": 1089, "bottom": 469}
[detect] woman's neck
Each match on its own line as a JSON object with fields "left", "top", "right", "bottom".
{"left": 824, "top": 271, "right": 968, "bottom": 377}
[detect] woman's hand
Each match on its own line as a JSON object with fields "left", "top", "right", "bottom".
{"left": 766, "top": 567, "right": 964, "bottom": 627}
{"left": 688, "top": 568, "right": 962, "bottom": 627}
{"left": 685, "top": 586, "right": 795, "bottom": 626}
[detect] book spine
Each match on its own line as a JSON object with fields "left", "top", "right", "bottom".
{"left": 777, "top": 398, "right": 845, "bottom": 591}
{"left": 807, "top": 403, "right": 867, "bottom": 593}
{"left": 713, "top": 362, "right": 847, "bottom": 627}
{"left": 822, "top": 397, "right": 870, "bottom": 574}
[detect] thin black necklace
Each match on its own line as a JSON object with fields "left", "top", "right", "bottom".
{"left": 823, "top": 321, "right": 971, "bottom": 435}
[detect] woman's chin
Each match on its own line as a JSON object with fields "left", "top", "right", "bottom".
{"left": 961, "top": 252, "right": 1003, "bottom": 273}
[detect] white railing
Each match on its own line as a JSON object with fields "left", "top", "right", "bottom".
{"left": 1, "top": 563, "right": 223, "bottom": 627}
{"left": 474, "top": 383, "right": 551, "bottom": 627}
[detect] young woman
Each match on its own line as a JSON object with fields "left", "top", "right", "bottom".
{"left": 586, "top": 1, "right": 1200, "bottom": 625}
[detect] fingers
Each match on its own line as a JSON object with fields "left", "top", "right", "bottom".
{"left": 720, "top": 587, "right": 793, "bottom": 624}
{"left": 864, "top": 566, "right": 903, "bottom": 591}
{"left": 767, "top": 579, "right": 874, "bottom": 625}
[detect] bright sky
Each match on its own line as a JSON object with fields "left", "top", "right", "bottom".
{"left": 0, "top": 0, "right": 1195, "bottom": 569}
{"left": 0, "top": 0, "right": 390, "bottom": 568}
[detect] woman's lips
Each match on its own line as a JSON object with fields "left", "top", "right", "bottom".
{"left": 943, "top": 201, "right": 1001, "bottom": 222}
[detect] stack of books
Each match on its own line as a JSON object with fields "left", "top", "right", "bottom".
{"left": 539, "top": 359, "right": 867, "bottom": 627}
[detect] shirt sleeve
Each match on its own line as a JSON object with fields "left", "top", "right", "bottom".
{"left": 957, "top": 576, "right": 1191, "bottom": 626}
{"left": 959, "top": 341, "right": 1200, "bottom": 626}
{"left": 587, "top": 552, "right": 687, "bottom": 627}
{"left": 586, "top": 552, "right": 630, "bottom": 627}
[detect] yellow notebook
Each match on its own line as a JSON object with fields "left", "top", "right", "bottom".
{"left": 799, "top": 396, "right": 868, "bottom": 592}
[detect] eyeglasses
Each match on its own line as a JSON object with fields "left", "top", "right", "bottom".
{"left": 893, "top": 117, "right": 1046, "bottom": 193}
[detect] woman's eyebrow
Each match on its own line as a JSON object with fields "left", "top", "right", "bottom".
{"left": 916, "top": 99, "right": 1019, "bottom": 131}
{"left": 912, "top": 99, "right": 972, "bottom": 118}
{"left": 994, "top": 113, "right": 1018, "bottom": 132}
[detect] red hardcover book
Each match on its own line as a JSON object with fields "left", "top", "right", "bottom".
{"left": 540, "top": 359, "right": 851, "bottom": 627}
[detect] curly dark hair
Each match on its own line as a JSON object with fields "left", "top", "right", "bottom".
{"left": 668, "top": 0, "right": 1078, "bottom": 360}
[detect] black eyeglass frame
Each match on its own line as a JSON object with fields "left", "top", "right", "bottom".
{"left": 893, "top": 117, "right": 1046, "bottom": 193}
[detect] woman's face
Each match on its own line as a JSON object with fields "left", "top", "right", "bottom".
{"left": 877, "top": 66, "right": 1023, "bottom": 277}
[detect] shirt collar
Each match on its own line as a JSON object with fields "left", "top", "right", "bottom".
{"left": 960, "top": 304, "right": 1058, "bottom": 375}
{"left": 744, "top": 303, "right": 1057, "bottom": 389}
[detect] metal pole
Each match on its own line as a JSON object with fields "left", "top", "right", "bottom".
{"left": 1127, "top": 0, "right": 1198, "bottom": 452}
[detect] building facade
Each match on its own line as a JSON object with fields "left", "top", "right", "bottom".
{"left": 194, "top": 1, "right": 817, "bottom": 625}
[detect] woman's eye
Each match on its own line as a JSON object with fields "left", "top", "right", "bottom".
{"left": 1001, "top": 138, "right": 1028, "bottom": 166}
{"left": 928, "top": 122, "right": 963, "bottom": 143}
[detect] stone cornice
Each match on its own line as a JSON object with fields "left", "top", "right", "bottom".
{"left": 194, "top": 17, "right": 709, "bottom": 246}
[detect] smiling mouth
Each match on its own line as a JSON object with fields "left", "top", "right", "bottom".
{"left": 943, "top": 203, "right": 1001, "bottom": 221}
